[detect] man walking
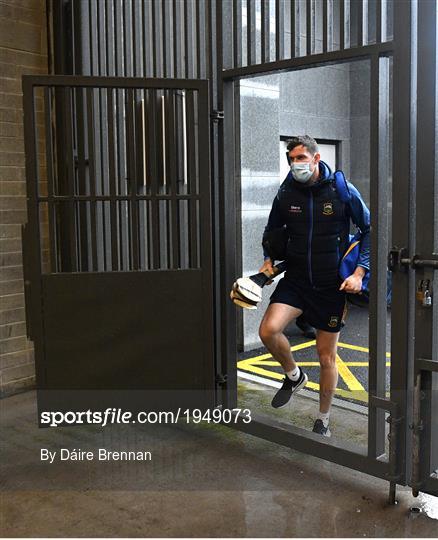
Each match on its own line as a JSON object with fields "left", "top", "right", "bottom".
{"left": 259, "top": 135, "right": 370, "bottom": 437}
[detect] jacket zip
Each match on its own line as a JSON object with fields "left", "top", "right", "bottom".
{"left": 308, "top": 190, "right": 314, "bottom": 285}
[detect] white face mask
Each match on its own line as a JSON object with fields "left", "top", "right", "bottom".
{"left": 290, "top": 157, "right": 317, "bottom": 183}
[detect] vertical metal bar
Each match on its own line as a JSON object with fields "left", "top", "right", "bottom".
{"left": 357, "top": 0, "right": 363, "bottom": 47}
{"left": 391, "top": 0, "right": 414, "bottom": 486}
{"left": 198, "top": 76, "right": 215, "bottom": 395}
{"left": 234, "top": 0, "right": 243, "bottom": 67}
{"left": 124, "top": 0, "right": 134, "bottom": 76}
{"left": 136, "top": 90, "right": 146, "bottom": 193}
{"left": 22, "top": 78, "right": 45, "bottom": 385}
{"left": 107, "top": 87, "right": 119, "bottom": 271}
{"left": 322, "top": 0, "right": 328, "bottom": 52}
{"left": 143, "top": 0, "right": 154, "bottom": 77}
{"left": 64, "top": 86, "right": 77, "bottom": 272}
{"left": 221, "top": 79, "right": 238, "bottom": 408}
{"left": 184, "top": 0, "right": 194, "bottom": 78}
{"left": 174, "top": 0, "right": 182, "bottom": 78}
{"left": 149, "top": 90, "right": 160, "bottom": 269}
{"left": 415, "top": 0, "right": 435, "bottom": 272}
{"left": 260, "top": 0, "right": 269, "bottom": 64}
{"left": 185, "top": 90, "right": 197, "bottom": 267}
{"left": 368, "top": 54, "right": 388, "bottom": 459}
{"left": 196, "top": 0, "right": 207, "bottom": 78}
{"left": 247, "top": 0, "right": 256, "bottom": 65}
{"left": 152, "top": 0, "right": 163, "bottom": 77}
{"left": 162, "top": 0, "right": 172, "bottom": 77}
{"left": 86, "top": 87, "right": 98, "bottom": 270}
{"left": 275, "top": 0, "right": 284, "bottom": 61}
{"left": 161, "top": 95, "right": 167, "bottom": 193}
{"left": 126, "top": 88, "right": 140, "bottom": 270}
{"left": 411, "top": 370, "right": 423, "bottom": 494}
{"left": 75, "top": 86, "right": 89, "bottom": 270}
{"left": 376, "top": 0, "right": 382, "bottom": 43}
{"left": 133, "top": 0, "right": 143, "bottom": 76}
{"left": 44, "top": 87, "right": 57, "bottom": 272}
{"left": 290, "top": 0, "right": 296, "bottom": 58}
{"left": 340, "top": 0, "right": 345, "bottom": 50}
{"left": 306, "top": 0, "right": 312, "bottom": 55}
{"left": 106, "top": 0, "right": 115, "bottom": 76}
{"left": 164, "top": 89, "right": 180, "bottom": 270}
{"left": 349, "top": 0, "right": 359, "bottom": 48}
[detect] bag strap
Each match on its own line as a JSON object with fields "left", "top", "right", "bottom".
{"left": 333, "top": 170, "right": 352, "bottom": 203}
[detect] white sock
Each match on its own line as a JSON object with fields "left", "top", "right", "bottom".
{"left": 317, "top": 411, "right": 330, "bottom": 427}
{"left": 285, "top": 366, "right": 300, "bottom": 381}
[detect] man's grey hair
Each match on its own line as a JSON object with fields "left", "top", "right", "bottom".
{"left": 286, "top": 135, "right": 319, "bottom": 155}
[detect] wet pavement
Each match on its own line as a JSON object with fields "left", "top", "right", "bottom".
{"left": 1, "top": 389, "right": 437, "bottom": 537}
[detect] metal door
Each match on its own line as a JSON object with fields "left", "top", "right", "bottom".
{"left": 216, "top": 0, "right": 425, "bottom": 499}
{"left": 408, "top": 0, "right": 438, "bottom": 498}
{"left": 21, "top": 75, "right": 216, "bottom": 415}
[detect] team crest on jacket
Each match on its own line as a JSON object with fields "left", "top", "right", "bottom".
{"left": 328, "top": 315, "right": 339, "bottom": 328}
{"left": 323, "top": 202, "right": 334, "bottom": 215}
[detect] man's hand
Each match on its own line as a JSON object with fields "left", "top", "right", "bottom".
{"left": 259, "top": 258, "right": 275, "bottom": 285}
{"left": 339, "top": 266, "right": 365, "bottom": 294}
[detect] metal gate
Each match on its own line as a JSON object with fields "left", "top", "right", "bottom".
{"left": 24, "top": 0, "right": 437, "bottom": 498}
{"left": 22, "top": 75, "right": 216, "bottom": 414}
{"left": 216, "top": 0, "right": 437, "bottom": 499}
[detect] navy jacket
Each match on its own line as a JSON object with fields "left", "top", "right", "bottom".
{"left": 263, "top": 160, "right": 370, "bottom": 288}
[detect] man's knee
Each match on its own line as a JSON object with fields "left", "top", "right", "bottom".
{"left": 318, "top": 349, "right": 337, "bottom": 368}
{"left": 259, "top": 320, "right": 280, "bottom": 343}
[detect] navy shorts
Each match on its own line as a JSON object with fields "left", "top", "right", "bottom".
{"left": 269, "top": 277, "right": 347, "bottom": 333}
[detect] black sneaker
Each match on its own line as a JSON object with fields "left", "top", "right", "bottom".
{"left": 271, "top": 368, "right": 308, "bottom": 408}
{"left": 312, "top": 419, "right": 331, "bottom": 437}
{"left": 295, "top": 315, "right": 316, "bottom": 339}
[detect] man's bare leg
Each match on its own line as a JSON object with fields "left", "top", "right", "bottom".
{"left": 315, "top": 329, "right": 340, "bottom": 413}
{"left": 258, "top": 303, "right": 303, "bottom": 371}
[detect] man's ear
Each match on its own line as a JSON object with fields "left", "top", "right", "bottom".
{"left": 314, "top": 152, "right": 321, "bottom": 163}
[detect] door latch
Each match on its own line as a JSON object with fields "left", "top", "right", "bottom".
{"left": 388, "top": 247, "right": 438, "bottom": 271}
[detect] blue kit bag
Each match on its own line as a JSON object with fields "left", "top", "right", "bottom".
{"left": 334, "top": 170, "right": 370, "bottom": 296}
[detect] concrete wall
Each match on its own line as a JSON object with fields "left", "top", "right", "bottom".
{"left": 239, "top": 59, "right": 374, "bottom": 350}
{"left": 0, "top": 0, "right": 48, "bottom": 396}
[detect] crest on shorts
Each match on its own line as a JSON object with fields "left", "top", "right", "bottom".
{"left": 328, "top": 315, "right": 339, "bottom": 328}
{"left": 323, "top": 202, "right": 334, "bottom": 215}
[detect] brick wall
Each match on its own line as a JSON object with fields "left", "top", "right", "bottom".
{"left": 0, "top": 0, "right": 48, "bottom": 396}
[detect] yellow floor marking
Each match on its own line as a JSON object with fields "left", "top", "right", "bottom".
{"left": 237, "top": 338, "right": 391, "bottom": 404}
{"left": 242, "top": 339, "right": 316, "bottom": 363}
{"left": 338, "top": 341, "right": 391, "bottom": 358}
{"left": 239, "top": 359, "right": 390, "bottom": 368}
{"left": 335, "top": 354, "right": 365, "bottom": 391}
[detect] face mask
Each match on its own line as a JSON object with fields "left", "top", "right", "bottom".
{"left": 290, "top": 158, "right": 316, "bottom": 183}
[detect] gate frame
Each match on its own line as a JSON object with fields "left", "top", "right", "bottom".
{"left": 22, "top": 74, "right": 219, "bottom": 413}
{"left": 216, "top": 0, "right": 419, "bottom": 498}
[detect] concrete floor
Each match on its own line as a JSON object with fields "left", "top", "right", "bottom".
{"left": 1, "top": 390, "right": 437, "bottom": 537}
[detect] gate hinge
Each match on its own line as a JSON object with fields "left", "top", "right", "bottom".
{"left": 215, "top": 373, "right": 227, "bottom": 385}
{"left": 211, "top": 110, "right": 224, "bottom": 121}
